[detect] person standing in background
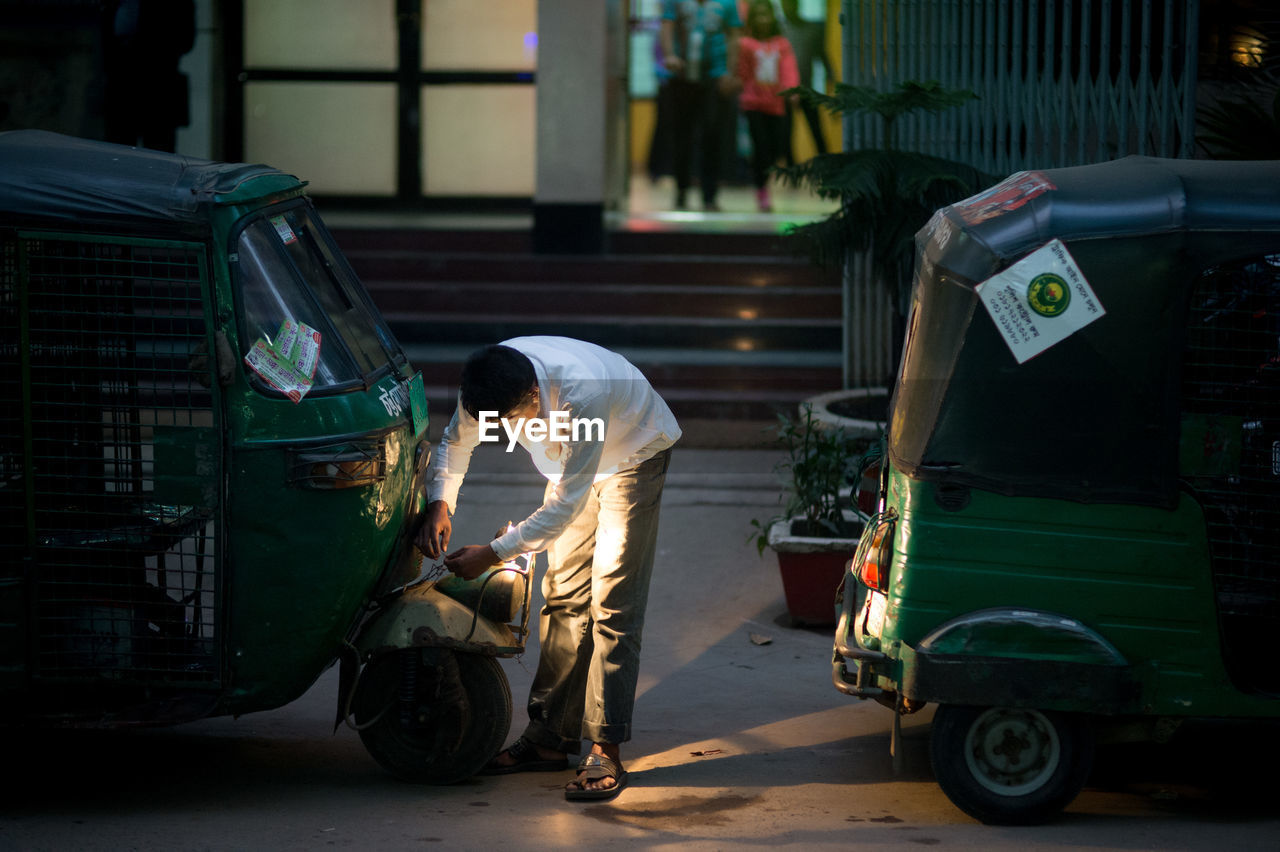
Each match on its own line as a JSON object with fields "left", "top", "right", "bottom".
{"left": 737, "top": 0, "right": 799, "bottom": 212}
{"left": 779, "top": 0, "right": 832, "bottom": 163}
{"left": 660, "top": 0, "right": 743, "bottom": 212}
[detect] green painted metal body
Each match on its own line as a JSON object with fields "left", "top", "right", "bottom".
{"left": 834, "top": 157, "right": 1280, "bottom": 728}
{"left": 846, "top": 468, "right": 1280, "bottom": 719}
{"left": 204, "top": 182, "right": 426, "bottom": 714}
{"left": 218, "top": 393, "right": 420, "bottom": 713}
{"left": 1, "top": 132, "right": 483, "bottom": 725}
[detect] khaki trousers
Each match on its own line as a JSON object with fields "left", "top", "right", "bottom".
{"left": 522, "top": 448, "right": 671, "bottom": 752}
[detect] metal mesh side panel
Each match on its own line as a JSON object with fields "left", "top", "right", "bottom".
{"left": 11, "top": 234, "right": 221, "bottom": 686}
{"left": 0, "top": 237, "right": 23, "bottom": 686}
{"left": 1182, "top": 253, "right": 1280, "bottom": 691}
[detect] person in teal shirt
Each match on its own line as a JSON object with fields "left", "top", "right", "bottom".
{"left": 660, "top": 0, "right": 743, "bottom": 212}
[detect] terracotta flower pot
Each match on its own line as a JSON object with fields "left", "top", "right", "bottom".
{"left": 767, "top": 518, "right": 860, "bottom": 626}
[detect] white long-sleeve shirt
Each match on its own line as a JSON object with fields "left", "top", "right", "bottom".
{"left": 425, "top": 337, "right": 681, "bottom": 561}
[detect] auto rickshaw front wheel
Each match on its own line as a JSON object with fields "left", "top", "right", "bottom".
{"left": 929, "top": 704, "right": 1094, "bottom": 825}
{"left": 354, "top": 647, "right": 512, "bottom": 784}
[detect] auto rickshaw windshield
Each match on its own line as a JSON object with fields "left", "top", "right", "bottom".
{"left": 235, "top": 204, "right": 406, "bottom": 394}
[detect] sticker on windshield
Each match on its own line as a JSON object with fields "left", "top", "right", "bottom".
{"left": 284, "top": 319, "right": 321, "bottom": 379}
{"left": 269, "top": 214, "right": 298, "bottom": 245}
{"left": 243, "top": 319, "right": 322, "bottom": 403}
{"left": 976, "top": 239, "right": 1105, "bottom": 364}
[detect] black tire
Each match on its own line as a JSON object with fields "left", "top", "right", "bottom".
{"left": 355, "top": 648, "right": 511, "bottom": 784}
{"left": 929, "top": 704, "right": 1094, "bottom": 825}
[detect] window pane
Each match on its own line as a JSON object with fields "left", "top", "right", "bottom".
{"left": 245, "top": 0, "right": 396, "bottom": 70}
{"left": 236, "top": 218, "right": 360, "bottom": 391}
{"left": 244, "top": 83, "right": 397, "bottom": 196}
{"left": 422, "top": 86, "right": 535, "bottom": 196}
{"left": 274, "top": 207, "right": 404, "bottom": 375}
{"left": 422, "top": 0, "right": 537, "bottom": 71}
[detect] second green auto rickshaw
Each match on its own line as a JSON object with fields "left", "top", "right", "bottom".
{"left": 836, "top": 157, "right": 1280, "bottom": 824}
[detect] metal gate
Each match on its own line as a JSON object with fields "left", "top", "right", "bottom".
{"left": 838, "top": 0, "right": 1201, "bottom": 386}
{"left": 843, "top": 0, "right": 1200, "bottom": 171}
{"left": 0, "top": 232, "right": 222, "bottom": 690}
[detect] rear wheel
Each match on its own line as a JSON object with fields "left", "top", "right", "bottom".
{"left": 930, "top": 704, "right": 1094, "bottom": 825}
{"left": 355, "top": 648, "right": 511, "bottom": 783}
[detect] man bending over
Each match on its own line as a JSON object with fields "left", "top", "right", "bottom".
{"left": 416, "top": 336, "right": 680, "bottom": 801}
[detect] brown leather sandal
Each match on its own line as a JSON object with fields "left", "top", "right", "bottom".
{"left": 564, "top": 753, "right": 628, "bottom": 801}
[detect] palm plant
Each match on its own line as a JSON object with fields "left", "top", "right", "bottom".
{"left": 776, "top": 80, "right": 993, "bottom": 318}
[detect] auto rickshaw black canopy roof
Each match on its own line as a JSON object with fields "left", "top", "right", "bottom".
{"left": 891, "top": 156, "right": 1280, "bottom": 508}
{"left": 0, "top": 130, "right": 301, "bottom": 229}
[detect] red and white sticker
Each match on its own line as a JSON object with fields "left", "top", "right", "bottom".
{"left": 269, "top": 214, "right": 298, "bottom": 245}
{"left": 244, "top": 339, "right": 311, "bottom": 403}
{"left": 276, "top": 319, "right": 320, "bottom": 380}
{"left": 243, "top": 319, "right": 322, "bottom": 403}
{"left": 954, "top": 171, "right": 1056, "bottom": 225}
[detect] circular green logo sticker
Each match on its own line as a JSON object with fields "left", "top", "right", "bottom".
{"left": 1027, "top": 273, "right": 1071, "bottom": 317}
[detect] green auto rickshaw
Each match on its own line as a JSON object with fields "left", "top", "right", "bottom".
{"left": 0, "top": 130, "right": 530, "bottom": 783}
{"left": 834, "top": 157, "right": 1280, "bottom": 824}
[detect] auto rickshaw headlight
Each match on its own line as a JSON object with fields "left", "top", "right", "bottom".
{"left": 309, "top": 458, "right": 384, "bottom": 489}
{"left": 287, "top": 439, "right": 387, "bottom": 490}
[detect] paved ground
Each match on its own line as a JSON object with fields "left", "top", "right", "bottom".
{"left": 6, "top": 436, "right": 1280, "bottom": 850}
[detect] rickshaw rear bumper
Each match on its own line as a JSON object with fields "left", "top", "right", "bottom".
{"left": 833, "top": 547, "right": 891, "bottom": 698}
{"left": 832, "top": 641, "right": 888, "bottom": 698}
{"left": 901, "top": 652, "right": 1139, "bottom": 713}
{"left": 834, "top": 639, "right": 1140, "bottom": 712}
{"left": 900, "top": 608, "right": 1141, "bottom": 712}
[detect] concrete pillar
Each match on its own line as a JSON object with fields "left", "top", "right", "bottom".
{"left": 533, "top": 0, "right": 607, "bottom": 254}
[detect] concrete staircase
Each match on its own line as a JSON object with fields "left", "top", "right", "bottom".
{"left": 332, "top": 226, "right": 842, "bottom": 424}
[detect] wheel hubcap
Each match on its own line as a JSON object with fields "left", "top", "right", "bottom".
{"left": 964, "top": 707, "right": 1061, "bottom": 796}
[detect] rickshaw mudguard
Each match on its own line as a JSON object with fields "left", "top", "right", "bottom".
{"left": 916, "top": 608, "right": 1127, "bottom": 663}
{"left": 894, "top": 608, "right": 1141, "bottom": 713}
{"left": 355, "top": 583, "right": 521, "bottom": 657}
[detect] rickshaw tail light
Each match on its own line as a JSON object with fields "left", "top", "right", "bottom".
{"left": 859, "top": 522, "right": 893, "bottom": 592}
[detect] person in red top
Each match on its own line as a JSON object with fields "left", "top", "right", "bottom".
{"left": 737, "top": 0, "right": 800, "bottom": 212}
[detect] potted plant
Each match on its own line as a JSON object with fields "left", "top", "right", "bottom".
{"left": 751, "top": 404, "right": 869, "bottom": 626}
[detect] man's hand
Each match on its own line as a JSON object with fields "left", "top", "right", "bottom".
{"left": 415, "top": 500, "right": 452, "bottom": 559}
{"left": 444, "top": 544, "right": 502, "bottom": 581}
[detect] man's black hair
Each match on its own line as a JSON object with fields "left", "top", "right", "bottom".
{"left": 459, "top": 344, "right": 536, "bottom": 419}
